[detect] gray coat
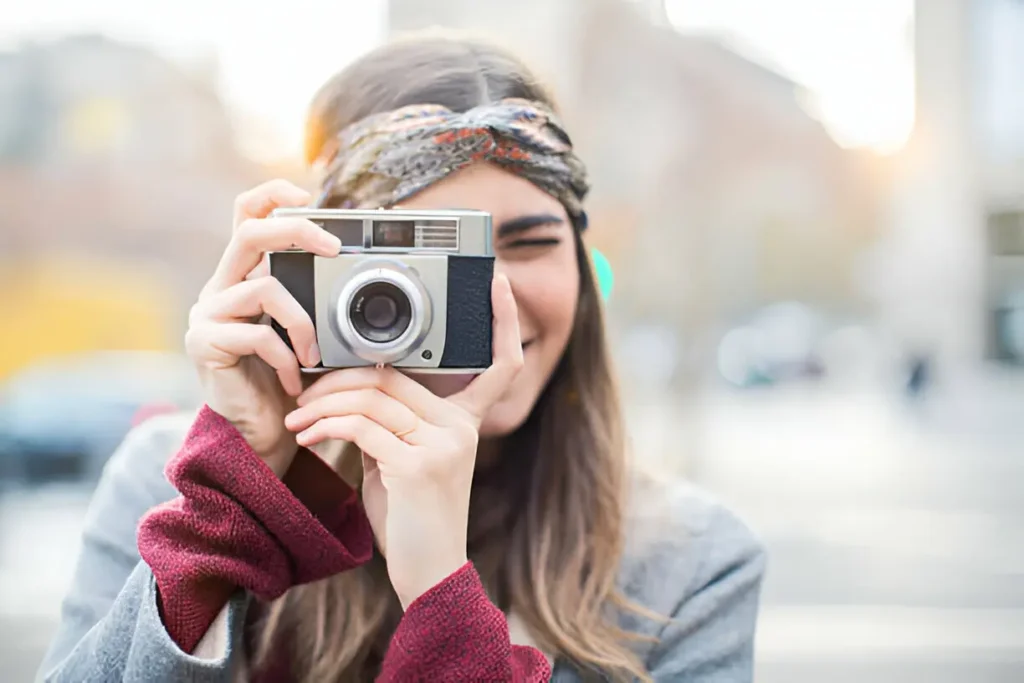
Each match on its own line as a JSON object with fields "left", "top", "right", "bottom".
{"left": 37, "top": 412, "right": 766, "bottom": 682}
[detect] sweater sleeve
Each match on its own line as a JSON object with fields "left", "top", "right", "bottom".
{"left": 643, "top": 501, "right": 767, "bottom": 682}
{"left": 36, "top": 406, "right": 375, "bottom": 683}
{"left": 37, "top": 411, "right": 250, "bottom": 683}
{"left": 377, "top": 563, "right": 552, "bottom": 682}
{"left": 136, "top": 404, "right": 375, "bottom": 653}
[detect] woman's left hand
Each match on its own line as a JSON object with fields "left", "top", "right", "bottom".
{"left": 283, "top": 273, "right": 524, "bottom": 609}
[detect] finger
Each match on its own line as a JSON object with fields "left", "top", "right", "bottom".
{"left": 233, "top": 179, "right": 311, "bottom": 228}
{"left": 449, "top": 273, "right": 524, "bottom": 419}
{"left": 296, "top": 414, "right": 412, "bottom": 461}
{"left": 297, "top": 366, "right": 452, "bottom": 424}
{"left": 205, "top": 218, "right": 341, "bottom": 294}
{"left": 245, "top": 259, "right": 269, "bottom": 282}
{"left": 284, "top": 388, "right": 420, "bottom": 436}
{"left": 192, "top": 277, "right": 320, "bottom": 367}
{"left": 186, "top": 322, "right": 303, "bottom": 396}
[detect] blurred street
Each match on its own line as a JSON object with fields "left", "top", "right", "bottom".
{"left": 2, "top": 375, "right": 1020, "bottom": 682}
{"left": 627, "top": 373, "right": 1024, "bottom": 683}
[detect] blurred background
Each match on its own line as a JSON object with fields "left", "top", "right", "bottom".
{"left": 1, "top": 0, "right": 1022, "bottom": 681}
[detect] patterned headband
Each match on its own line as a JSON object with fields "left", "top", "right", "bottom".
{"left": 315, "top": 97, "right": 590, "bottom": 231}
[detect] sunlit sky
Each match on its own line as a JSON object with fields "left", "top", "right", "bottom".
{"left": 1, "top": 0, "right": 915, "bottom": 161}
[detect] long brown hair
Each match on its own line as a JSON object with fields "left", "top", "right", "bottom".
{"left": 254, "top": 31, "right": 651, "bottom": 682}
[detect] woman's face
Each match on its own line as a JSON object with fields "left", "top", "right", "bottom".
{"left": 398, "top": 162, "right": 580, "bottom": 437}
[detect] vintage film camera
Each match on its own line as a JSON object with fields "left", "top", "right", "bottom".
{"left": 267, "top": 207, "right": 494, "bottom": 372}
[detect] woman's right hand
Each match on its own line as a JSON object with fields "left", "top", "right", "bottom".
{"left": 184, "top": 179, "right": 342, "bottom": 477}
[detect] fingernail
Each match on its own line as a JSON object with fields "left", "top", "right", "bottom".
{"left": 307, "top": 341, "right": 321, "bottom": 367}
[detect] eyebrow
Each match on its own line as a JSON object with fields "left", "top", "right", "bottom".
{"left": 496, "top": 213, "right": 564, "bottom": 237}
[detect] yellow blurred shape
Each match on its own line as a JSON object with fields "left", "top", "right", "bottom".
{"left": 0, "top": 255, "right": 177, "bottom": 381}
{"left": 64, "top": 97, "right": 131, "bottom": 154}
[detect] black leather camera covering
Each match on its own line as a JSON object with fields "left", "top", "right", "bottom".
{"left": 268, "top": 252, "right": 317, "bottom": 360}
{"left": 440, "top": 255, "right": 494, "bottom": 369}
{"left": 268, "top": 253, "right": 493, "bottom": 369}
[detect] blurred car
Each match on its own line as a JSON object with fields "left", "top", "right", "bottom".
{"left": 716, "top": 301, "right": 828, "bottom": 388}
{"left": 0, "top": 351, "right": 200, "bottom": 485}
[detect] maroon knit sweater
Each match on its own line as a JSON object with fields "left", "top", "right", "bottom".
{"left": 136, "top": 405, "right": 550, "bottom": 681}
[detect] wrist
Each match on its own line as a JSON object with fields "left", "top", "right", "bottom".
{"left": 228, "top": 417, "right": 298, "bottom": 478}
{"left": 259, "top": 433, "right": 300, "bottom": 478}
{"left": 395, "top": 555, "right": 469, "bottom": 611}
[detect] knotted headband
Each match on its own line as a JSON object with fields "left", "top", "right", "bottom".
{"left": 314, "top": 97, "right": 590, "bottom": 231}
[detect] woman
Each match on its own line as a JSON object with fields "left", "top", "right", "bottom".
{"left": 39, "top": 33, "right": 765, "bottom": 682}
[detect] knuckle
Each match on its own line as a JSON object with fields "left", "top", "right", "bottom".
{"left": 232, "top": 191, "right": 251, "bottom": 214}
{"left": 187, "top": 301, "right": 204, "bottom": 327}
{"left": 292, "top": 219, "right": 314, "bottom": 241}
{"left": 447, "top": 401, "right": 476, "bottom": 427}
{"left": 183, "top": 326, "right": 200, "bottom": 354}
{"left": 303, "top": 422, "right": 321, "bottom": 441}
{"left": 445, "top": 422, "right": 478, "bottom": 456}
{"left": 362, "top": 388, "right": 384, "bottom": 412}
{"left": 509, "top": 354, "right": 526, "bottom": 373}
{"left": 349, "top": 416, "right": 369, "bottom": 442}
{"left": 457, "top": 422, "right": 479, "bottom": 450}
{"left": 183, "top": 324, "right": 212, "bottom": 360}
{"left": 379, "top": 367, "right": 402, "bottom": 392}
{"left": 320, "top": 393, "right": 342, "bottom": 416}
{"left": 234, "top": 218, "right": 261, "bottom": 244}
{"left": 267, "top": 178, "right": 294, "bottom": 194}
{"left": 252, "top": 275, "right": 278, "bottom": 300}
{"left": 255, "top": 325, "right": 279, "bottom": 347}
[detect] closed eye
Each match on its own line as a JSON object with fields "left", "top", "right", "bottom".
{"left": 504, "top": 237, "right": 561, "bottom": 248}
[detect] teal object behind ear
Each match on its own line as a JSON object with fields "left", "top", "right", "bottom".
{"left": 590, "top": 247, "right": 614, "bottom": 302}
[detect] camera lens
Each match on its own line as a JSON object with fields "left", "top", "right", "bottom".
{"left": 349, "top": 281, "right": 412, "bottom": 343}
{"left": 363, "top": 295, "right": 398, "bottom": 329}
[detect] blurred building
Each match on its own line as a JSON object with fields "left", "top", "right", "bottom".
{"left": 0, "top": 34, "right": 263, "bottom": 378}
{"left": 973, "top": 0, "right": 1024, "bottom": 363}
{"left": 882, "top": 0, "right": 1024, "bottom": 375}
{"left": 389, "top": 0, "right": 883, "bottom": 376}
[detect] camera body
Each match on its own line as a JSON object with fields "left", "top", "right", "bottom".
{"left": 267, "top": 207, "right": 494, "bottom": 373}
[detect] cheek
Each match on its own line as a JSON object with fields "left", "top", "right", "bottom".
{"left": 505, "top": 254, "right": 579, "bottom": 343}
{"left": 479, "top": 251, "right": 579, "bottom": 436}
